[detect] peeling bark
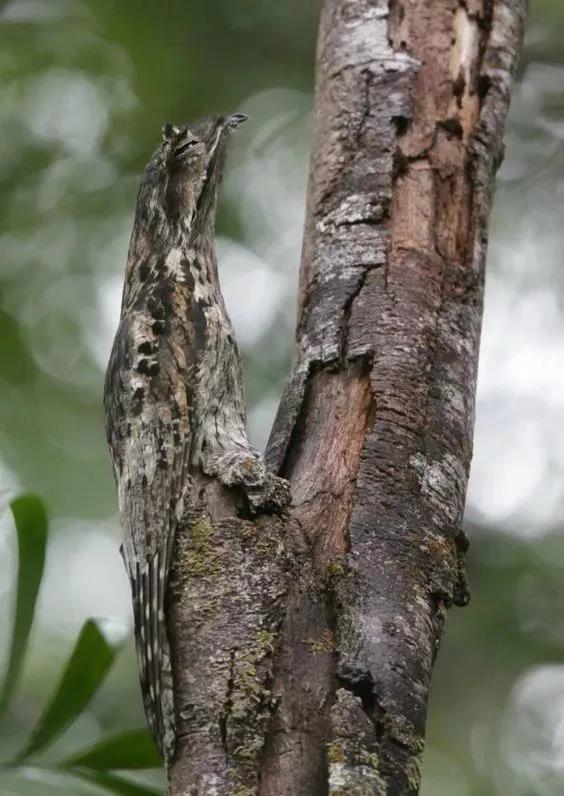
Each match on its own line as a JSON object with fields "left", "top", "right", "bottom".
{"left": 167, "top": 1, "right": 525, "bottom": 794}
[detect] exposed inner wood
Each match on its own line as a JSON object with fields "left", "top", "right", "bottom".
{"left": 260, "top": 364, "right": 372, "bottom": 795}
{"left": 284, "top": 365, "right": 373, "bottom": 567}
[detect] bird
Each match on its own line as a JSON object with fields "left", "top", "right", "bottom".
{"left": 103, "top": 114, "right": 289, "bottom": 764}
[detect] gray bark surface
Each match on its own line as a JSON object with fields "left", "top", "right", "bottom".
{"left": 167, "top": 1, "right": 526, "bottom": 794}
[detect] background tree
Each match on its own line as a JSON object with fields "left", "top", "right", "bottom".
{"left": 0, "top": 0, "right": 563, "bottom": 795}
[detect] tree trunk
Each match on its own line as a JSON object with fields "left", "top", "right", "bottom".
{"left": 168, "top": 1, "right": 525, "bottom": 794}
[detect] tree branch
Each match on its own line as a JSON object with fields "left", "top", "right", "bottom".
{"left": 262, "top": 0, "right": 525, "bottom": 793}
{"left": 167, "top": 1, "right": 525, "bottom": 794}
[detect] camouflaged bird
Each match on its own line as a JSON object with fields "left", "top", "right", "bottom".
{"left": 103, "top": 114, "right": 290, "bottom": 763}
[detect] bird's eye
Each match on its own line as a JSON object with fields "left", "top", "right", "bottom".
{"left": 175, "top": 139, "right": 199, "bottom": 158}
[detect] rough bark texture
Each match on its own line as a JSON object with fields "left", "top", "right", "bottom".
{"left": 167, "top": 1, "right": 525, "bottom": 794}
{"left": 168, "top": 477, "right": 299, "bottom": 795}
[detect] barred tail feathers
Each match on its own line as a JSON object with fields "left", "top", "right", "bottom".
{"left": 129, "top": 548, "right": 176, "bottom": 761}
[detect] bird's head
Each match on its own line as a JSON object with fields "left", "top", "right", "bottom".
{"left": 136, "top": 113, "right": 248, "bottom": 239}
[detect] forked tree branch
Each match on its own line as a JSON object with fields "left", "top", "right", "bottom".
{"left": 167, "top": 1, "right": 525, "bottom": 794}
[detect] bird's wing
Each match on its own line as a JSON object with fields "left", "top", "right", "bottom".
{"left": 105, "top": 311, "right": 191, "bottom": 760}
{"left": 120, "top": 413, "right": 189, "bottom": 760}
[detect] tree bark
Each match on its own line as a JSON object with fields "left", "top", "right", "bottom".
{"left": 167, "top": 1, "right": 525, "bottom": 794}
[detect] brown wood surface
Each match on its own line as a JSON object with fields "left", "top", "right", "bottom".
{"left": 168, "top": 1, "right": 525, "bottom": 793}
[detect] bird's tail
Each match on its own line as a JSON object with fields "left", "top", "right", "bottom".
{"left": 130, "top": 548, "right": 176, "bottom": 762}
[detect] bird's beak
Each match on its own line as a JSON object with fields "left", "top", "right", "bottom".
{"left": 224, "top": 113, "right": 248, "bottom": 129}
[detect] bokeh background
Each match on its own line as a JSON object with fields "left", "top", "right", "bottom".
{"left": 0, "top": 0, "right": 563, "bottom": 793}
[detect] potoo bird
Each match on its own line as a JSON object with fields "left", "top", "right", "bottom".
{"left": 103, "top": 114, "right": 289, "bottom": 763}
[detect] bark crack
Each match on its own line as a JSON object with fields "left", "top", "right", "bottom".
{"left": 339, "top": 268, "right": 370, "bottom": 364}
{"left": 220, "top": 648, "right": 237, "bottom": 754}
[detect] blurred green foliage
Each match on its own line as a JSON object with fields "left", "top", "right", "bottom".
{"left": 0, "top": 1, "right": 564, "bottom": 795}
{"left": 0, "top": 496, "right": 161, "bottom": 794}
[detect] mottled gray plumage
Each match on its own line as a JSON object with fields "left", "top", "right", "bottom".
{"left": 103, "top": 114, "right": 289, "bottom": 763}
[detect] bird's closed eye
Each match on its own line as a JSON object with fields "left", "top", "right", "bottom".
{"left": 175, "top": 139, "right": 199, "bottom": 158}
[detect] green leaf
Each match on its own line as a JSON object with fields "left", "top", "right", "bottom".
{"left": 71, "top": 769, "right": 163, "bottom": 796}
{"left": 13, "top": 619, "right": 127, "bottom": 763}
{"left": 61, "top": 729, "right": 161, "bottom": 771}
{"left": 0, "top": 494, "right": 48, "bottom": 717}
